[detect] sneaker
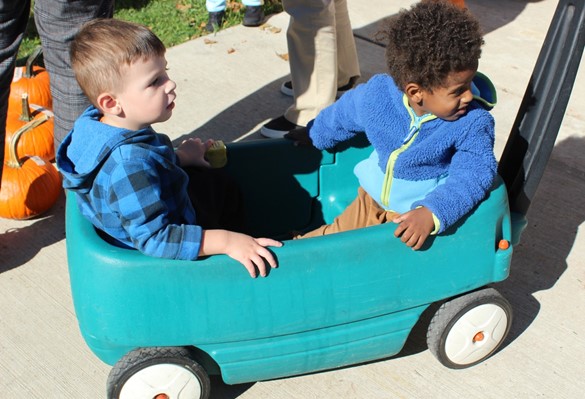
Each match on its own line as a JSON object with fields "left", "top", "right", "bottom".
{"left": 280, "top": 76, "right": 359, "bottom": 98}
{"left": 206, "top": 11, "right": 225, "bottom": 32}
{"left": 260, "top": 115, "right": 302, "bottom": 139}
{"left": 243, "top": 6, "right": 264, "bottom": 27}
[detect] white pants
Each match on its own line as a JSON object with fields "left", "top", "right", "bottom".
{"left": 282, "top": 0, "right": 360, "bottom": 126}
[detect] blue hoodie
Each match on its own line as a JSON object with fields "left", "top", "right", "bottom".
{"left": 308, "top": 74, "right": 497, "bottom": 233}
{"left": 57, "top": 106, "right": 203, "bottom": 259}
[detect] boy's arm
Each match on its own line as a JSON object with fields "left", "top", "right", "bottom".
{"left": 307, "top": 81, "right": 369, "bottom": 149}
{"left": 199, "top": 230, "right": 282, "bottom": 278}
{"left": 413, "top": 114, "right": 497, "bottom": 233}
{"left": 108, "top": 160, "right": 204, "bottom": 259}
{"left": 108, "top": 160, "right": 283, "bottom": 277}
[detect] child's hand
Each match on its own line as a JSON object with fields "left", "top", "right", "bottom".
{"left": 176, "top": 138, "right": 213, "bottom": 168}
{"left": 200, "top": 230, "right": 283, "bottom": 278}
{"left": 392, "top": 207, "right": 435, "bottom": 250}
{"left": 284, "top": 127, "right": 314, "bottom": 147}
{"left": 224, "top": 233, "right": 283, "bottom": 278}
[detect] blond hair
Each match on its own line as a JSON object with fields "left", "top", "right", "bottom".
{"left": 70, "top": 18, "right": 166, "bottom": 106}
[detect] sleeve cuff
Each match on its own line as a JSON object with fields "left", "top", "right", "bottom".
{"left": 431, "top": 213, "right": 441, "bottom": 235}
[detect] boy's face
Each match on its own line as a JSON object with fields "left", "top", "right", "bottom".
{"left": 113, "top": 55, "right": 176, "bottom": 130}
{"left": 413, "top": 68, "right": 476, "bottom": 121}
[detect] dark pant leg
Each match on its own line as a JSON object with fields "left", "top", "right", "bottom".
{"left": 0, "top": 0, "right": 31, "bottom": 189}
{"left": 33, "top": 0, "right": 114, "bottom": 148}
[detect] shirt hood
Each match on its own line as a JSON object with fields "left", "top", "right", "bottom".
{"left": 56, "top": 106, "right": 158, "bottom": 193}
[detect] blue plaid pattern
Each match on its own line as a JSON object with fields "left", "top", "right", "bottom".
{"left": 59, "top": 109, "right": 203, "bottom": 260}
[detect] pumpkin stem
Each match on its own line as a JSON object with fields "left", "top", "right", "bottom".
{"left": 24, "top": 46, "right": 43, "bottom": 79}
{"left": 6, "top": 114, "right": 50, "bottom": 169}
{"left": 19, "top": 93, "right": 33, "bottom": 122}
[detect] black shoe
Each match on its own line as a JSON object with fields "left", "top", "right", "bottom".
{"left": 206, "top": 11, "right": 225, "bottom": 32}
{"left": 280, "top": 76, "right": 359, "bottom": 97}
{"left": 260, "top": 115, "right": 302, "bottom": 139}
{"left": 243, "top": 6, "right": 264, "bottom": 27}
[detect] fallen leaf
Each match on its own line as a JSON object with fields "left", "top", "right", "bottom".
{"left": 204, "top": 38, "right": 218, "bottom": 45}
{"left": 227, "top": 1, "right": 243, "bottom": 12}
{"left": 176, "top": 4, "right": 191, "bottom": 11}
{"left": 227, "top": 48, "right": 236, "bottom": 54}
{"left": 276, "top": 52, "right": 289, "bottom": 61}
{"left": 260, "top": 24, "right": 282, "bottom": 34}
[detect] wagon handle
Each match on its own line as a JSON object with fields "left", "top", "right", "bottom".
{"left": 498, "top": 0, "right": 585, "bottom": 215}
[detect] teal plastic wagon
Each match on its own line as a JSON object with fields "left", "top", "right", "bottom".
{"left": 64, "top": 1, "right": 584, "bottom": 397}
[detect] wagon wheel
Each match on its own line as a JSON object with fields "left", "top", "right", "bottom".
{"left": 426, "top": 287, "right": 512, "bottom": 369}
{"left": 107, "top": 346, "right": 211, "bottom": 399}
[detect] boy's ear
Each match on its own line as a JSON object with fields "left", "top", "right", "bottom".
{"left": 404, "top": 82, "right": 424, "bottom": 104}
{"left": 96, "top": 92, "right": 122, "bottom": 115}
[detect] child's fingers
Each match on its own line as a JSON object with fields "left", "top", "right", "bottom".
{"left": 255, "top": 237, "right": 283, "bottom": 248}
{"left": 392, "top": 214, "right": 405, "bottom": 224}
{"left": 412, "top": 237, "right": 425, "bottom": 250}
{"left": 399, "top": 229, "right": 414, "bottom": 244}
{"left": 393, "top": 222, "right": 407, "bottom": 238}
{"left": 247, "top": 250, "right": 275, "bottom": 277}
{"left": 199, "top": 158, "right": 211, "bottom": 168}
{"left": 256, "top": 246, "right": 279, "bottom": 268}
{"left": 241, "top": 259, "right": 257, "bottom": 278}
{"left": 404, "top": 232, "right": 419, "bottom": 248}
{"left": 252, "top": 254, "right": 271, "bottom": 277}
{"left": 240, "top": 246, "right": 280, "bottom": 278}
{"left": 183, "top": 137, "right": 202, "bottom": 145}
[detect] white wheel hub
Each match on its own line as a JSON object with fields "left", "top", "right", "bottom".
{"left": 119, "top": 363, "right": 203, "bottom": 399}
{"left": 445, "top": 303, "right": 509, "bottom": 365}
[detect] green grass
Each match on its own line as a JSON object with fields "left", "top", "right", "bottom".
{"left": 18, "top": 0, "right": 283, "bottom": 64}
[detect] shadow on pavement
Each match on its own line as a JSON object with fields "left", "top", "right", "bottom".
{"left": 467, "top": 0, "right": 546, "bottom": 36}
{"left": 499, "top": 135, "right": 585, "bottom": 343}
{"left": 0, "top": 190, "right": 65, "bottom": 274}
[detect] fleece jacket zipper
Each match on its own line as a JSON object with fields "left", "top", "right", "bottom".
{"left": 380, "top": 95, "right": 437, "bottom": 207}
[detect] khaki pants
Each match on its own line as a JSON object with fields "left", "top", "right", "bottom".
{"left": 282, "top": 0, "right": 361, "bottom": 126}
{"left": 298, "top": 187, "right": 398, "bottom": 238}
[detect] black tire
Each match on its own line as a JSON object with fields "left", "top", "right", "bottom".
{"left": 107, "top": 346, "right": 211, "bottom": 399}
{"left": 427, "top": 287, "right": 512, "bottom": 369}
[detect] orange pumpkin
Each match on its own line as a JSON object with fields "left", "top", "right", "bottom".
{"left": 5, "top": 93, "right": 55, "bottom": 162}
{"left": 0, "top": 114, "right": 62, "bottom": 220}
{"left": 8, "top": 46, "right": 52, "bottom": 113}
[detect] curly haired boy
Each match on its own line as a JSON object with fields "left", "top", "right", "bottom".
{"left": 288, "top": 0, "right": 497, "bottom": 250}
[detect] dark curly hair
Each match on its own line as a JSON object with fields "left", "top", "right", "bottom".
{"left": 378, "top": 0, "right": 484, "bottom": 91}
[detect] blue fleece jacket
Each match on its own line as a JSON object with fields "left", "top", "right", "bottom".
{"left": 309, "top": 74, "right": 497, "bottom": 233}
{"left": 57, "top": 106, "right": 203, "bottom": 259}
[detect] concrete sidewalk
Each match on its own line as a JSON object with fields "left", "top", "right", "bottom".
{"left": 1, "top": 0, "right": 584, "bottom": 397}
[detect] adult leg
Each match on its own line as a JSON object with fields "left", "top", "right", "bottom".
{"left": 34, "top": 0, "right": 114, "bottom": 150}
{"left": 205, "top": 0, "right": 226, "bottom": 31}
{"left": 283, "top": 0, "right": 338, "bottom": 127}
{"left": 242, "top": 0, "right": 264, "bottom": 27}
{"left": 333, "top": 0, "right": 360, "bottom": 89}
{"left": 261, "top": 0, "right": 360, "bottom": 138}
{"left": 241, "top": 0, "right": 263, "bottom": 6}
{"left": 206, "top": 0, "right": 226, "bottom": 13}
{"left": 0, "top": 0, "right": 30, "bottom": 189}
